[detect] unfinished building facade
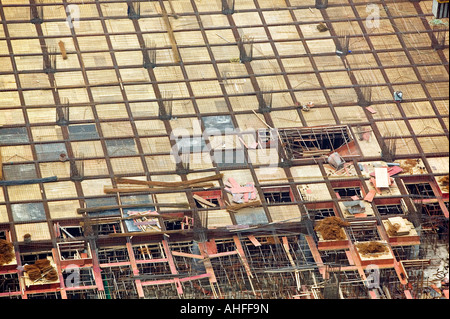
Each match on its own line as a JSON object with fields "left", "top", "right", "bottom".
{"left": 0, "top": 0, "right": 448, "bottom": 300}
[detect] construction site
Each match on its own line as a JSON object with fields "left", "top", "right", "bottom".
{"left": 0, "top": 0, "right": 448, "bottom": 300}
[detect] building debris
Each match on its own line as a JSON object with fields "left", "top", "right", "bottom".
{"left": 327, "top": 152, "right": 345, "bottom": 170}
{"left": 314, "top": 216, "right": 349, "bottom": 240}
{"left": 385, "top": 217, "right": 412, "bottom": 237}
{"left": 23, "top": 258, "right": 58, "bottom": 284}
{"left": 399, "top": 159, "right": 420, "bottom": 174}
{"left": 0, "top": 239, "right": 14, "bottom": 266}
{"left": 226, "top": 200, "right": 262, "bottom": 213}
{"left": 317, "top": 22, "right": 329, "bottom": 32}
{"left": 355, "top": 241, "right": 388, "bottom": 256}
{"left": 439, "top": 175, "right": 449, "bottom": 192}
{"left": 0, "top": 0, "right": 447, "bottom": 301}
{"left": 224, "top": 177, "right": 258, "bottom": 203}
{"left": 193, "top": 194, "right": 217, "bottom": 208}
{"left": 370, "top": 165, "right": 403, "bottom": 178}
{"left": 343, "top": 201, "right": 366, "bottom": 215}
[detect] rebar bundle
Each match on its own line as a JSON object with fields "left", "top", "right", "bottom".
{"left": 176, "top": 152, "right": 190, "bottom": 175}
{"left": 336, "top": 31, "right": 350, "bottom": 56}
{"left": 43, "top": 46, "right": 57, "bottom": 74}
{"left": 30, "top": 0, "right": 44, "bottom": 24}
{"left": 127, "top": 1, "right": 141, "bottom": 19}
{"left": 258, "top": 84, "right": 273, "bottom": 113}
{"left": 222, "top": 0, "right": 235, "bottom": 15}
{"left": 431, "top": 25, "right": 447, "bottom": 50}
{"left": 56, "top": 99, "right": 70, "bottom": 126}
{"left": 238, "top": 35, "right": 254, "bottom": 63}
{"left": 357, "top": 81, "right": 373, "bottom": 107}
{"left": 380, "top": 132, "right": 397, "bottom": 163}
{"left": 159, "top": 91, "right": 173, "bottom": 120}
{"left": 70, "top": 157, "right": 84, "bottom": 181}
{"left": 315, "top": 0, "right": 328, "bottom": 9}
{"left": 142, "top": 40, "right": 157, "bottom": 69}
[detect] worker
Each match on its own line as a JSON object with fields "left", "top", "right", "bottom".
{"left": 394, "top": 91, "right": 403, "bottom": 102}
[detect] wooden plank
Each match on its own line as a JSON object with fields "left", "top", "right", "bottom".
{"left": 198, "top": 242, "right": 218, "bottom": 283}
{"left": 115, "top": 174, "right": 223, "bottom": 187}
{"left": 233, "top": 236, "right": 253, "bottom": 279}
{"left": 162, "top": 240, "right": 183, "bottom": 295}
{"left": 247, "top": 235, "right": 261, "bottom": 247}
{"left": 394, "top": 259, "right": 409, "bottom": 285}
{"left": 400, "top": 259, "right": 431, "bottom": 267}
{"left": 282, "top": 236, "right": 296, "bottom": 268}
{"left": 369, "top": 290, "right": 379, "bottom": 299}
{"left": 404, "top": 290, "right": 413, "bottom": 299}
{"left": 64, "top": 285, "right": 97, "bottom": 292}
{"left": 161, "top": 4, "right": 180, "bottom": 63}
{"left": 104, "top": 185, "right": 214, "bottom": 194}
{"left": 126, "top": 242, "right": 145, "bottom": 298}
{"left": 179, "top": 274, "right": 211, "bottom": 283}
{"left": 305, "top": 235, "right": 326, "bottom": 278}
{"left": 364, "top": 189, "right": 377, "bottom": 202}
{"left": 193, "top": 194, "right": 217, "bottom": 207}
{"left": 108, "top": 229, "right": 189, "bottom": 237}
{"left": 141, "top": 278, "right": 175, "bottom": 286}
{"left": 345, "top": 250, "right": 355, "bottom": 265}
{"left": 204, "top": 240, "right": 218, "bottom": 255}
{"left": 51, "top": 248, "right": 67, "bottom": 299}
{"left": 171, "top": 251, "right": 204, "bottom": 260}
{"left": 141, "top": 274, "right": 211, "bottom": 286}
{"left": 77, "top": 202, "right": 189, "bottom": 214}
{"left": 226, "top": 200, "right": 262, "bottom": 213}
{"left": 204, "top": 250, "right": 239, "bottom": 259}
{"left": 365, "top": 106, "right": 377, "bottom": 114}
{"left": 251, "top": 110, "right": 273, "bottom": 129}
{"left": 226, "top": 177, "right": 242, "bottom": 189}
{"left": 135, "top": 258, "right": 168, "bottom": 265}
{"left": 167, "top": 0, "right": 178, "bottom": 18}
{"left": 370, "top": 177, "right": 383, "bottom": 195}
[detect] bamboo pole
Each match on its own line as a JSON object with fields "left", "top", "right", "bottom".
{"left": 115, "top": 173, "right": 223, "bottom": 187}
{"left": 108, "top": 229, "right": 190, "bottom": 238}
{"left": 104, "top": 184, "right": 215, "bottom": 194}
{"left": 77, "top": 202, "right": 190, "bottom": 214}
{"left": 226, "top": 200, "right": 262, "bottom": 213}
{"left": 161, "top": 4, "right": 180, "bottom": 63}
